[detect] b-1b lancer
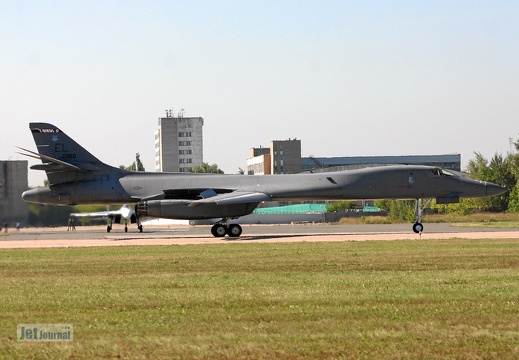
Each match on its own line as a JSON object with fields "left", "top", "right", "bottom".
{"left": 20, "top": 123, "right": 507, "bottom": 236}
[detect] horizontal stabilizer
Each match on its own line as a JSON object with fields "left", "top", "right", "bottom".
{"left": 189, "top": 191, "right": 271, "bottom": 207}
{"left": 16, "top": 147, "right": 89, "bottom": 172}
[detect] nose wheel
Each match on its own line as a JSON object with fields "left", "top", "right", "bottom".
{"left": 412, "top": 222, "right": 424, "bottom": 234}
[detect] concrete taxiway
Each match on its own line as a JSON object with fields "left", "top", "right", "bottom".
{"left": 1, "top": 223, "right": 519, "bottom": 248}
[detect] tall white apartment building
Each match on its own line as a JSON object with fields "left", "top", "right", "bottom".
{"left": 155, "top": 115, "right": 204, "bottom": 172}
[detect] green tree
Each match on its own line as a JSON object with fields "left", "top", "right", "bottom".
{"left": 28, "top": 203, "right": 73, "bottom": 227}
{"left": 466, "top": 152, "right": 491, "bottom": 180}
{"left": 466, "top": 152, "right": 514, "bottom": 212}
{"left": 120, "top": 153, "right": 145, "bottom": 171}
{"left": 191, "top": 163, "right": 224, "bottom": 174}
{"left": 506, "top": 185, "right": 519, "bottom": 212}
{"left": 135, "top": 153, "right": 145, "bottom": 171}
{"left": 372, "top": 200, "right": 415, "bottom": 222}
{"left": 326, "top": 200, "right": 357, "bottom": 212}
{"left": 387, "top": 200, "right": 415, "bottom": 222}
{"left": 374, "top": 200, "right": 390, "bottom": 211}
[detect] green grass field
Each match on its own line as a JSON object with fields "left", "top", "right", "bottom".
{"left": 1, "top": 239, "right": 518, "bottom": 359}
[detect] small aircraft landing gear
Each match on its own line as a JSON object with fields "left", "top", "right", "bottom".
{"left": 107, "top": 216, "right": 113, "bottom": 233}
{"left": 211, "top": 221, "right": 242, "bottom": 237}
{"left": 413, "top": 198, "right": 424, "bottom": 233}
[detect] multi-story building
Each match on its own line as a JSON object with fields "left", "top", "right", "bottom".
{"left": 247, "top": 139, "right": 302, "bottom": 175}
{"left": 0, "top": 160, "right": 28, "bottom": 227}
{"left": 155, "top": 114, "right": 204, "bottom": 172}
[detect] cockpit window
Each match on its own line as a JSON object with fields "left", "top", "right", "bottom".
{"left": 432, "top": 168, "right": 455, "bottom": 177}
{"left": 441, "top": 169, "right": 455, "bottom": 177}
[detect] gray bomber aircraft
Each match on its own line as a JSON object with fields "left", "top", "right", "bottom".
{"left": 20, "top": 123, "right": 507, "bottom": 236}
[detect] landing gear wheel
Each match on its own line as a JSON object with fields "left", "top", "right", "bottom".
{"left": 413, "top": 222, "right": 424, "bottom": 234}
{"left": 211, "top": 224, "right": 227, "bottom": 237}
{"left": 107, "top": 225, "right": 112, "bottom": 233}
{"left": 138, "top": 225, "right": 143, "bottom": 233}
{"left": 124, "top": 225, "right": 128, "bottom": 233}
{"left": 227, "top": 224, "right": 242, "bottom": 237}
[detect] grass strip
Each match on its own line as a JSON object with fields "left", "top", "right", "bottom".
{"left": 0, "top": 239, "right": 518, "bottom": 359}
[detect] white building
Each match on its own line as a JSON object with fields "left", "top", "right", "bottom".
{"left": 155, "top": 115, "right": 204, "bottom": 172}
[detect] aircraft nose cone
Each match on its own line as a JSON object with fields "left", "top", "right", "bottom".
{"left": 486, "top": 182, "right": 508, "bottom": 197}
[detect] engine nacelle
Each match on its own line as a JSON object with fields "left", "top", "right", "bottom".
{"left": 136, "top": 200, "right": 259, "bottom": 220}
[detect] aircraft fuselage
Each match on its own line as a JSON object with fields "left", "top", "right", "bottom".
{"left": 23, "top": 164, "right": 501, "bottom": 212}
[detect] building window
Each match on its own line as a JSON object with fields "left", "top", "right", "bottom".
{"left": 178, "top": 131, "right": 192, "bottom": 137}
{"left": 179, "top": 141, "right": 191, "bottom": 146}
{"left": 179, "top": 158, "right": 193, "bottom": 164}
{"left": 179, "top": 149, "right": 192, "bottom": 155}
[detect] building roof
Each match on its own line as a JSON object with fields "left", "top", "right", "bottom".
{"left": 302, "top": 154, "right": 460, "bottom": 167}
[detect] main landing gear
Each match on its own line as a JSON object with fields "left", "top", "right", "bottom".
{"left": 137, "top": 215, "right": 143, "bottom": 233}
{"left": 211, "top": 222, "right": 243, "bottom": 237}
{"left": 412, "top": 198, "right": 424, "bottom": 234}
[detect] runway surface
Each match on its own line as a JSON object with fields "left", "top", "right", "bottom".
{"left": 1, "top": 223, "right": 519, "bottom": 248}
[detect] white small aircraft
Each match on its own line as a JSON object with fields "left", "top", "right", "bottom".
{"left": 69, "top": 204, "right": 137, "bottom": 232}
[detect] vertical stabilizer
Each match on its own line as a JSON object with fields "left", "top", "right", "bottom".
{"left": 28, "top": 123, "right": 114, "bottom": 184}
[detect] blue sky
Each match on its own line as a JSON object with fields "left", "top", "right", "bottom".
{"left": 2, "top": 1, "right": 518, "bottom": 186}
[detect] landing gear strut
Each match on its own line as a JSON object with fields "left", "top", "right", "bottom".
{"left": 413, "top": 198, "right": 424, "bottom": 233}
{"left": 107, "top": 217, "right": 113, "bottom": 233}
{"left": 211, "top": 221, "right": 242, "bottom": 237}
{"left": 137, "top": 216, "right": 143, "bottom": 233}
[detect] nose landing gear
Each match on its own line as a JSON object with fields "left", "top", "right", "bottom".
{"left": 413, "top": 198, "right": 424, "bottom": 234}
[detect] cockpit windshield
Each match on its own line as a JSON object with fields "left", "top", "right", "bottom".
{"left": 432, "top": 168, "right": 456, "bottom": 177}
